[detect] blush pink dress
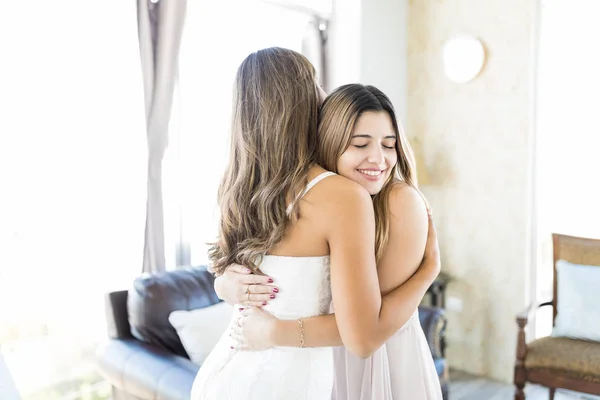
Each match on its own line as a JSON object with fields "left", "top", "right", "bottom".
{"left": 331, "top": 310, "right": 443, "bottom": 400}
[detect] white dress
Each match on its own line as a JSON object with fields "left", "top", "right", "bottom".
{"left": 191, "top": 172, "right": 336, "bottom": 400}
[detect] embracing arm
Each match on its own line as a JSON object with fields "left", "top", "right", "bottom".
{"left": 268, "top": 188, "right": 438, "bottom": 349}
{"left": 370, "top": 185, "right": 438, "bottom": 346}
{"left": 323, "top": 182, "right": 441, "bottom": 357}
{"left": 233, "top": 182, "right": 439, "bottom": 355}
{"left": 269, "top": 265, "right": 436, "bottom": 348}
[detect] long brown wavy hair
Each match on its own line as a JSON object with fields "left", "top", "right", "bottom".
{"left": 209, "top": 47, "right": 320, "bottom": 276}
{"left": 317, "top": 84, "right": 418, "bottom": 261}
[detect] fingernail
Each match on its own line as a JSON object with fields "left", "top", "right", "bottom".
{"left": 270, "top": 294, "right": 275, "bottom": 299}
{"left": 267, "top": 278, "right": 273, "bottom": 283}
{"left": 230, "top": 346, "right": 234, "bottom": 349}
{"left": 262, "top": 301, "right": 267, "bottom": 305}
{"left": 272, "top": 288, "right": 279, "bottom": 293}
{"left": 238, "top": 307, "right": 244, "bottom": 311}
{"left": 244, "top": 268, "right": 251, "bottom": 273}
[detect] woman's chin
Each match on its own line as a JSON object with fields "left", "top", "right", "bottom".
{"left": 358, "top": 181, "right": 384, "bottom": 196}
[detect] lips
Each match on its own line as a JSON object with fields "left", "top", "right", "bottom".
{"left": 357, "top": 169, "right": 383, "bottom": 176}
{"left": 357, "top": 169, "right": 385, "bottom": 181}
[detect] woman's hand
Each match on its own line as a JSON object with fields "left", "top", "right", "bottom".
{"left": 214, "top": 264, "right": 278, "bottom": 307}
{"left": 420, "top": 210, "right": 441, "bottom": 280}
{"left": 230, "top": 306, "right": 278, "bottom": 351}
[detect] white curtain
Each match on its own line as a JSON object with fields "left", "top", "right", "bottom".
{"left": 137, "top": 0, "right": 187, "bottom": 274}
{"left": 302, "top": 17, "right": 329, "bottom": 90}
{"left": 534, "top": 0, "right": 600, "bottom": 337}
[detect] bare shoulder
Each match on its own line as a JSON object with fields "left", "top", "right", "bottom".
{"left": 387, "top": 183, "right": 428, "bottom": 221}
{"left": 320, "top": 174, "right": 372, "bottom": 210}
{"left": 323, "top": 174, "right": 369, "bottom": 197}
{"left": 306, "top": 172, "right": 373, "bottom": 225}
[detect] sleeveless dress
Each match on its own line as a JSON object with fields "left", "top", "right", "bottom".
{"left": 191, "top": 172, "right": 336, "bottom": 400}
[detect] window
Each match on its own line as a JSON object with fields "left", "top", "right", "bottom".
{"left": 1, "top": 1, "right": 145, "bottom": 397}
{"left": 534, "top": 0, "right": 600, "bottom": 338}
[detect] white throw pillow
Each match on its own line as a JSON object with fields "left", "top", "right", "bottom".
{"left": 552, "top": 259, "right": 600, "bottom": 342}
{"left": 169, "top": 302, "right": 235, "bottom": 365}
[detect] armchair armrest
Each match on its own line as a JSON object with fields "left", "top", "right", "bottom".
{"left": 515, "top": 300, "right": 553, "bottom": 367}
{"left": 515, "top": 300, "right": 553, "bottom": 328}
{"left": 96, "top": 339, "right": 199, "bottom": 400}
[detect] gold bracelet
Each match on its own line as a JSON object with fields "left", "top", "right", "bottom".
{"left": 297, "top": 318, "right": 305, "bottom": 348}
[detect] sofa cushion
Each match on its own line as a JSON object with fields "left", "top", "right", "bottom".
{"left": 525, "top": 336, "right": 600, "bottom": 381}
{"left": 96, "top": 339, "right": 200, "bottom": 400}
{"left": 169, "top": 301, "right": 234, "bottom": 365}
{"left": 127, "top": 266, "right": 221, "bottom": 358}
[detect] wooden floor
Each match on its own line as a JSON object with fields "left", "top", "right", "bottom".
{"left": 449, "top": 370, "right": 600, "bottom": 400}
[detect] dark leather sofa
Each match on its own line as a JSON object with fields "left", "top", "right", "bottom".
{"left": 96, "top": 267, "right": 448, "bottom": 400}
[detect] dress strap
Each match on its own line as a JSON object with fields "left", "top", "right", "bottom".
{"left": 286, "top": 171, "right": 336, "bottom": 215}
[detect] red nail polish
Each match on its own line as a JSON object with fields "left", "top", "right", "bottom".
{"left": 230, "top": 346, "right": 234, "bottom": 349}
{"left": 272, "top": 288, "right": 279, "bottom": 293}
{"left": 262, "top": 301, "right": 267, "bottom": 305}
{"left": 268, "top": 278, "right": 273, "bottom": 283}
{"left": 270, "top": 294, "right": 275, "bottom": 299}
{"left": 239, "top": 307, "right": 244, "bottom": 311}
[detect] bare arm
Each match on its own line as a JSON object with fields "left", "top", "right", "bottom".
{"left": 238, "top": 183, "right": 440, "bottom": 357}
{"left": 324, "top": 182, "right": 381, "bottom": 356}
{"left": 231, "top": 180, "right": 380, "bottom": 352}
{"left": 324, "top": 181, "right": 442, "bottom": 357}
{"left": 371, "top": 185, "right": 436, "bottom": 346}
{"left": 271, "top": 189, "right": 437, "bottom": 349}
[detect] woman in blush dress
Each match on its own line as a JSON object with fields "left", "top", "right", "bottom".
{"left": 220, "top": 84, "right": 443, "bottom": 400}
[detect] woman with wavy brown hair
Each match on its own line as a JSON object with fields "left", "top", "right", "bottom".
{"left": 191, "top": 48, "right": 440, "bottom": 400}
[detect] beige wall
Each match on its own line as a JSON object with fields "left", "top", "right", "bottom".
{"left": 407, "top": 0, "right": 536, "bottom": 382}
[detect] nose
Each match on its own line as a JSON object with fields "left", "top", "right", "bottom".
{"left": 367, "top": 145, "right": 386, "bottom": 165}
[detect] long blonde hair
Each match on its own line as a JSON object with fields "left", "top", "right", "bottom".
{"left": 317, "top": 84, "right": 418, "bottom": 261}
{"left": 209, "top": 47, "right": 320, "bottom": 276}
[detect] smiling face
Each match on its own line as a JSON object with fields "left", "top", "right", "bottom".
{"left": 317, "top": 84, "right": 413, "bottom": 199}
{"left": 317, "top": 84, "right": 417, "bottom": 262}
{"left": 337, "top": 111, "right": 398, "bottom": 195}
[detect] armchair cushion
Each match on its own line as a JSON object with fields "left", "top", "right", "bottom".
{"left": 525, "top": 336, "right": 600, "bottom": 382}
{"left": 553, "top": 260, "right": 600, "bottom": 342}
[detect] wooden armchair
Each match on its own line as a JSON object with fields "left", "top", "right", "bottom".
{"left": 514, "top": 233, "right": 600, "bottom": 399}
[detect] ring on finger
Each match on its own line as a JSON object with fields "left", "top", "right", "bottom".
{"left": 245, "top": 285, "right": 251, "bottom": 301}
